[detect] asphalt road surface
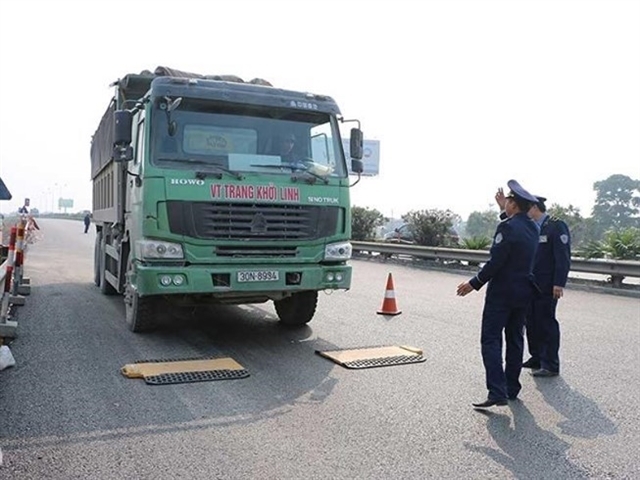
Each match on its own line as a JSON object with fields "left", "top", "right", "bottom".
{"left": 1, "top": 218, "right": 638, "bottom": 479}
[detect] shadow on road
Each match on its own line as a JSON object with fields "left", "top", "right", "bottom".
{"left": 533, "top": 376, "right": 617, "bottom": 438}
{"left": 465, "top": 401, "right": 590, "bottom": 478}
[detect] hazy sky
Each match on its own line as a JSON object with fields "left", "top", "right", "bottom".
{"left": 1, "top": 0, "right": 638, "bottom": 220}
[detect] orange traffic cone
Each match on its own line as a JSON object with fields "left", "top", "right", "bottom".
{"left": 377, "top": 273, "right": 402, "bottom": 316}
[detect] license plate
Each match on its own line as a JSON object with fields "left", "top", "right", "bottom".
{"left": 237, "top": 270, "right": 279, "bottom": 283}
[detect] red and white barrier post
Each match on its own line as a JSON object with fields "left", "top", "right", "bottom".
{"left": 11, "top": 220, "right": 30, "bottom": 300}
{"left": 0, "top": 226, "right": 18, "bottom": 338}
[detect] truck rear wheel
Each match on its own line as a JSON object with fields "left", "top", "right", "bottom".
{"left": 274, "top": 291, "right": 318, "bottom": 326}
{"left": 123, "top": 256, "right": 157, "bottom": 333}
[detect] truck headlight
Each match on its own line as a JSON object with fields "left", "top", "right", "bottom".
{"left": 324, "top": 241, "right": 352, "bottom": 261}
{"left": 136, "top": 240, "right": 184, "bottom": 259}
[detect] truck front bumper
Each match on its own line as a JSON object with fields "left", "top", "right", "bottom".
{"left": 133, "top": 262, "right": 352, "bottom": 298}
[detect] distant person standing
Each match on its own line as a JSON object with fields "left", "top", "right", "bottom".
{"left": 457, "top": 180, "right": 539, "bottom": 408}
{"left": 83, "top": 213, "right": 91, "bottom": 234}
{"left": 18, "top": 197, "right": 30, "bottom": 215}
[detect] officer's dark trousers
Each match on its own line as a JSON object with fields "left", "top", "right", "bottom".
{"left": 526, "top": 295, "right": 560, "bottom": 372}
{"left": 481, "top": 300, "right": 526, "bottom": 400}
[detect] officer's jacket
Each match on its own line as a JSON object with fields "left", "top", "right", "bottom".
{"left": 470, "top": 212, "right": 539, "bottom": 306}
{"left": 534, "top": 215, "right": 571, "bottom": 292}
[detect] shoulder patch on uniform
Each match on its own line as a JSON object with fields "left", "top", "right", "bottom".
{"left": 494, "top": 232, "right": 503, "bottom": 244}
{"left": 560, "top": 234, "right": 569, "bottom": 244}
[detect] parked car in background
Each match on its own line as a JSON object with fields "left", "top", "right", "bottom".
{"left": 383, "top": 223, "right": 460, "bottom": 246}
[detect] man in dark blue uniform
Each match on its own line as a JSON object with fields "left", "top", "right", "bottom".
{"left": 457, "top": 180, "right": 539, "bottom": 408}
{"left": 523, "top": 196, "right": 571, "bottom": 377}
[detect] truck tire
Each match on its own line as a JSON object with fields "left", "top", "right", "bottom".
{"left": 274, "top": 291, "right": 318, "bottom": 326}
{"left": 99, "top": 234, "right": 117, "bottom": 295}
{"left": 123, "top": 255, "right": 156, "bottom": 332}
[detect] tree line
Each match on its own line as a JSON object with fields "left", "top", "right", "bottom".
{"left": 351, "top": 174, "right": 640, "bottom": 260}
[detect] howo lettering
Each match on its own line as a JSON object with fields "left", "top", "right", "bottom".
{"left": 90, "top": 66, "right": 364, "bottom": 332}
{"left": 170, "top": 178, "right": 206, "bottom": 186}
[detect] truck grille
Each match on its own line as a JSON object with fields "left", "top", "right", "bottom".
{"left": 166, "top": 201, "right": 339, "bottom": 241}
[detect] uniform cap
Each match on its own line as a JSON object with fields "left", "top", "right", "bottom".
{"left": 506, "top": 179, "right": 538, "bottom": 203}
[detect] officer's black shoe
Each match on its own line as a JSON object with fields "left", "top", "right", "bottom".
{"left": 530, "top": 368, "right": 559, "bottom": 377}
{"left": 472, "top": 398, "right": 508, "bottom": 408}
{"left": 522, "top": 358, "right": 540, "bottom": 369}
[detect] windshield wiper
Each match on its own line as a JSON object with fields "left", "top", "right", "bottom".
{"left": 157, "top": 158, "right": 244, "bottom": 180}
{"left": 195, "top": 166, "right": 244, "bottom": 181}
{"left": 291, "top": 170, "right": 328, "bottom": 185}
{"left": 250, "top": 163, "right": 329, "bottom": 185}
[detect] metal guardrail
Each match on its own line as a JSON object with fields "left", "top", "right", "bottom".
{"left": 351, "top": 241, "right": 640, "bottom": 279}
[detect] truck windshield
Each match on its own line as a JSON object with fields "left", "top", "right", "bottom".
{"left": 151, "top": 101, "right": 347, "bottom": 178}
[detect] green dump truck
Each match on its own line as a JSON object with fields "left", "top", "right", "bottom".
{"left": 90, "top": 66, "right": 363, "bottom": 332}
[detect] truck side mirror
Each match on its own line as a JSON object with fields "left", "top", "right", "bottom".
{"left": 349, "top": 127, "right": 364, "bottom": 174}
{"left": 349, "top": 128, "right": 363, "bottom": 160}
{"left": 113, "top": 110, "right": 133, "bottom": 162}
{"left": 113, "top": 144, "right": 134, "bottom": 162}
{"left": 114, "top": 110, "right": 132, "bottom": 145}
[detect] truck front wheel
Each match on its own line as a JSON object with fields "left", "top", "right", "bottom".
{"left": 123, "top": 256, "right": 157, "bottom": 333}
{"left": 274, "top": 291, "right": 318, "bottom": 326}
